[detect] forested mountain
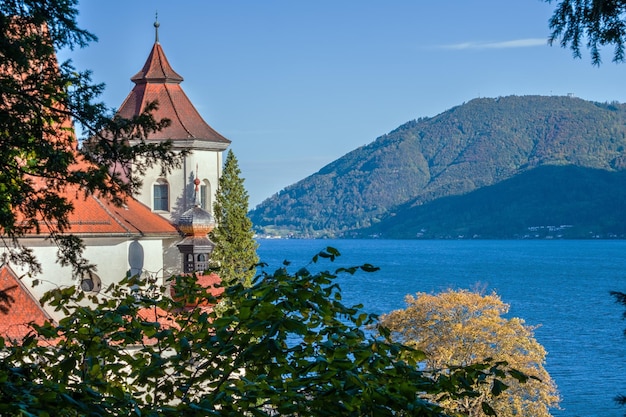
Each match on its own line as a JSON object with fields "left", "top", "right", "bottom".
{"left": 362, "top": 165, "right": 626, "bottom": 239}
{"left": 249, "top": 95, "right": 626, "bottom": 238}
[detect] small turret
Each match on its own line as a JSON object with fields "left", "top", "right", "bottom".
{"left": 177, "top": 174, "right": 215, "bottom": 273}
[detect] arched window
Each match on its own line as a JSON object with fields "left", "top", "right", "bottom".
{"left": 153, "top": 179, "right": 169, "bottom": 211}
{"left": 197, "top": 253, "right": 207, "bottom": 262}
{"left": 200, "top": 180, "right": 211, "bottom": 210}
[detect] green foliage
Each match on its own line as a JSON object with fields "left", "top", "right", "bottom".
{"left": 210, "top": 149, "right": 258, "bottom": 286}
{"left": 546, "top": 0, "right": 626, "bottom": 65}
{"left": 0, "top": 248, "right": 521, "bottom": 416}
{"left": 249, "top": 95, "right": 626, "bottom": 238}
{"left": 0, "top": 0, "right": 184, "bottom": 277}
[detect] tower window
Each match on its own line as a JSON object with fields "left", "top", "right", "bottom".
{"left": 200, "top": 180, "right": 211, "bottom": 210}
{"left": 153, "top": 180, "right": 169, "bottom": 211}
{"left": 200, "top": 184, "right": 207, "bottom": 210}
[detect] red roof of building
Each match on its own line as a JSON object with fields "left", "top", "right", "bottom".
{"left": 21, "top": 181, "right": 179, "bottom": 238}
{"left": 117, "top": 40, "right": 230, "bottom": 148}
{"left": 139, "top": 273, "right": 223, "bottom": 324}
{"left": 195, "top": 273, "right": 223, "bottom": 298}
{"left": 4, "top": 28, "right": 179, "bottom": 239}
{"left": 137, "top": 273, "right": 223, "bottom": 345}
{"left": 137, "top": 305, "right": 180, "bottom": 331}
{"left": 0, "top": 265, "right": 52, "bottom": 342}
{"left": 65, "top": 190, "right": 179, "bottom": 237}
{"left": 170, "top": 272, "right": 223, "bottom": 308}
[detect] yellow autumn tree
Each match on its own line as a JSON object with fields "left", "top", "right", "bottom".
{"left": 379, "top": 289, "right": 560, "bottom": 417}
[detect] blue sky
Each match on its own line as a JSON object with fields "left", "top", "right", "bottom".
{"left": 62, "top": 1, "right": 626, "bottom": 207}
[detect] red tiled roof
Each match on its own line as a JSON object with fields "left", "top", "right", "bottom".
{"left": 130, "top": 41, "right": 183, "bottom": 84}
{"left": 137, "top": 305, "right": 180, "bottom": 330}
{"left": 137, "top": 273, "right": 223, "bottom": 345}
{"left": 170, "top": 273, "right": 223, "bottom": 309}
{"left": 0, "top": 265, "right": 52, "bottom": 342}
{"left": 22, "top": 182, "right": 179, "bottom": 237}
{"left": 64, "top": 189, "right": 178, "bottom": 237}
{"left": 117, "top": 42, "right": 230, "bottom": 148}
{"left": 195, "top": 273, "right": 223, "bottom": 300}
{"left": 3, "top": 27, "right": 177, "bottom": 239}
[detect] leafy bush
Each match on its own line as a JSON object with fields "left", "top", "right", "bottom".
{"left": 0, "top": 248, "right": 521, "bottom": 416}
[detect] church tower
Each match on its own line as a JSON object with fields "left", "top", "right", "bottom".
{"left": 116, "top": 19, "right": 231, "bottom": 222}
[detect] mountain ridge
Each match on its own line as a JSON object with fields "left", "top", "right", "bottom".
{"left": 249, "top": 95, "right": 626, "bottom": 238}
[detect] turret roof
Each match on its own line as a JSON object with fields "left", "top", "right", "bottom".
{"left": 116, "top": 27, "right": 230, "bottom": 149}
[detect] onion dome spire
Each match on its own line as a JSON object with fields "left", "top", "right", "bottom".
{"left": 193, "top": 165, "right": 202, "bottom": 207}
{"left": 177, "top": 168, "right": 215, "bottom": 273}
{"left": 178, "top": 167, "right": 215, "bottom": 237}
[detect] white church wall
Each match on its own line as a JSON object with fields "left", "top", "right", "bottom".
{"left": 135, "top": 148, "right": 223, "bottom": 223}
{"left": 11, "top": 236, "right": 173, "bottom": 322}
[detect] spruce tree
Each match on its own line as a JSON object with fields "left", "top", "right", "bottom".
{"left": 210, "top": 149, "right": 259, "bottom": 286}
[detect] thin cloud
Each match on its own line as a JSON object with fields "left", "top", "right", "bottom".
{"left": 442, "top": 38, "right": 548, "bottom": 50}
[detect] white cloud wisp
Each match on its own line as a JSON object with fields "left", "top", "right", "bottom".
{"left": 443, "top": 38, "right": 548, "bottom": 50}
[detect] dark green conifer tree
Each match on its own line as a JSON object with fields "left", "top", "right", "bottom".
{"left": 210, "top": 149, "right": 258, "bottom": 286}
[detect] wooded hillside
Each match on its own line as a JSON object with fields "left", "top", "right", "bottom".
{"left": 249, "top": 95, "right": 626, "bottom": 238}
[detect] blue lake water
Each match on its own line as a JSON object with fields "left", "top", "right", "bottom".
{"left": 257, "top": 239, "right": 626, "bottom": 417}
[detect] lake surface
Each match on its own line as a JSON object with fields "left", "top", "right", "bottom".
{"left": 257, "top": 239, "right": 626, "bottom": 417}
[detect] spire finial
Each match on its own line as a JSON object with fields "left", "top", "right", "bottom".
{"left": 194, "top": 164, "right": 201, "bottom": 207}
{"left": 154, "top": 11, "right": 160, "bottom": 43}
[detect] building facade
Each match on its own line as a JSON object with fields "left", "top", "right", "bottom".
{"left": 116, "top": 21, "right": 231, "bottom": 223}
{"left": 0, "top": 22, "right": 228, "bottom": 334}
